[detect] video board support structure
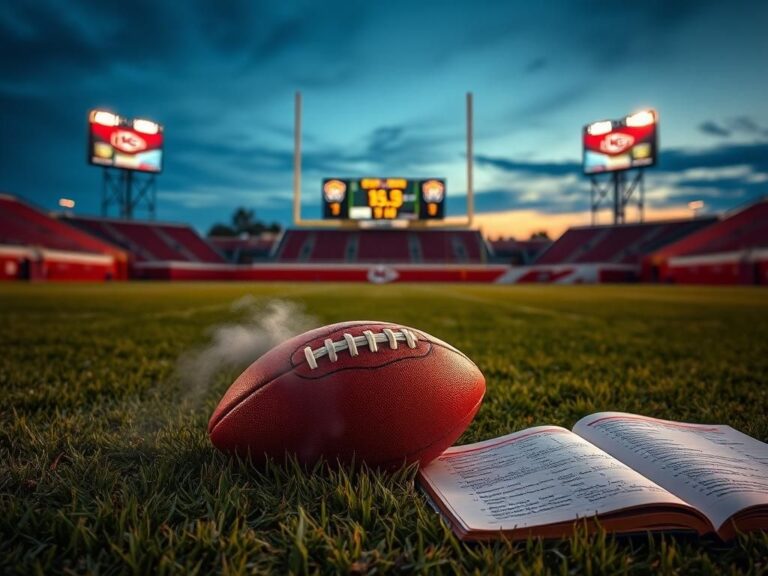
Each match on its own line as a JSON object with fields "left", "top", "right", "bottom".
{"left": 101, "top": 168, "right": 156, "bottom": 220}
{"left": 590, "top": 170, "right": 644, "bottom": 225}
{"left": 292, "top": 91, "right": 475, "bottom": 228}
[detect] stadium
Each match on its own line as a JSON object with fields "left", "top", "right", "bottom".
{"left": 2, "top": 1, "right": 768, "bottom": 574}
{"left": 2, "top": 100, "right": 767, "bottom": 286}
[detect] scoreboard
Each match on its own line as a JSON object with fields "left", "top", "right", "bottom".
{"left": 322, "top": 178, "right": 446, "bottom": 220}
{"left": 88, "top": 110, "right": 164, "bottom": 173}
{"left": 583, "top": 110, "right": 658, "bottom": 175}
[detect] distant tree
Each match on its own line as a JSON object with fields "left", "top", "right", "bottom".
{"left": 232, "top": 207, "right": 261, "bottom": 235}
{"left": 208, "top": 223, "right": 236, "bottom": 237}
{"left": 530, "top": 230, "right": 550, "bottom": 240}
{"left": 208, "top": 207, "right": 282, "bottom": 237}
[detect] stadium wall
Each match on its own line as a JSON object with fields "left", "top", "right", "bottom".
{"left": 0, "top": 245, "right": 124, "bottom": 281}
{"left": 132, "top": 262, "right": 510, "bottom": 283}
{"left": 495, "top": 263, "right": 638, "bottom": 284}
{"left": 658, "top": 249, "right": 768, "bottom": 285}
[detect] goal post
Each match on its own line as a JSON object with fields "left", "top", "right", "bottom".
{"left": 292, "top": 92, "right": 475, "bottom": 229}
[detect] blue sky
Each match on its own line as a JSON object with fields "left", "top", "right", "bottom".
{"left": 1, "top": 0, "right": 767, "bottom": 236}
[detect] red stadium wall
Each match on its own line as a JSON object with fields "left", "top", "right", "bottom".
{"left": 0, "top": 246, "right": 27, "bottom": 281}
{"left": 495, "top": 263, "right": 638, "bottom": 284}
{"left": 658, "top": 250, "right": 768, "bottom": 285}
{"left": 40, "top": 250, "right": 121, "bottom": 281}
{"left": 133, "top": 262, "right": 509, "bottom": 283}
{"left": 0, "top": 246, "right": 124, "bottom": 282}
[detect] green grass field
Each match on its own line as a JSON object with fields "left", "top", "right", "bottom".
{"left": 2, "top": 283, "right": 768, "bottom": 574}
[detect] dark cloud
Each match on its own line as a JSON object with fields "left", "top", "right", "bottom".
{"left": 472, "top": 140, "right": 768, "bottom": 215}
{"left": 698, "top": 117, "right": 768, "bottom": 139}
{"left": 475, "top": 155, "right": 580, "bottom": 176}
{"left": 729, "top": 116, "right": 768, "bottom": 137}
{"left": 477, "top": 141, "right": 768, "bottom": 177}
{"left": 573, "top": 0, "right": 719, "bottom": 68}
{"left": 524, "top": 58, "right": 548, "bottom": 74}
{"left": 504, "top": 84, "right": 591, "bottom": 123}
{"left": 699, "top": 121, "right": 731, "bottom": 137}
{"left": 660, "top": 142, "right": 768, "bottom": 173}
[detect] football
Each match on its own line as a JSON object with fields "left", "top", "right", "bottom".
{"left": 208, "top": 320, "right": 486, "bottom": 468}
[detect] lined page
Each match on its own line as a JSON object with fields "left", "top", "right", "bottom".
{"left": 419, "top": 426, "right": 688, "bottom": 532}
{"left": 574, "top": 412, "right": 768, "bottom": 531}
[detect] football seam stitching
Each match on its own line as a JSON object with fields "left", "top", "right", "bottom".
{"left": 209, "top": 345, "right": 436, "bottom": 434}
{"left": 208, "top": 339, "right": 467, "bottom": 433}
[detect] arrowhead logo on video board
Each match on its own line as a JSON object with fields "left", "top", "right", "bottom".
{"left": 599, "top": 132, "right": 635, "bottom": 155}
{"left": 110, "top": 130, "right": 147, "bottom": 154}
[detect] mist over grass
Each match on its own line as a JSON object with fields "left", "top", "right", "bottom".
{"left": 176, "top": 297, "right": 317, "bottom": 409}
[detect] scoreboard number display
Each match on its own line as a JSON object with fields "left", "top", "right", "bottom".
{"left": 322, "top": 178, "right": 445, "bottom": 220}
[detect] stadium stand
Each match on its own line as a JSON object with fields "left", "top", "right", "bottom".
{"left": 645, "top": 198, "right": 768, "bottom": 284}
{"left": 64, "top": 216, "right": 225, "bottom": 264}
{"left": 535, "top": 218, "right": 716, "bottom": 266}
{"left": 497, "top": 217, "right": 718, "bottom": 284}
{"left": 208, "top": 234, "right": 277, "bottom": 263}
{"left": 0, "top": 194, "right": 127, "bottom": 281}
{"left": 273, "top": 229, "right": 488, "bottom": 264}
{"left": 488, "top": 238, "right": 552, "bottom": 265}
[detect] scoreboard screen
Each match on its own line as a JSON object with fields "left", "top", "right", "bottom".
{"left": 322, "top": 178, "right": 445, "bottom": 220}
{"left": 583, "top": 110, "right": 658, "bottom": 175}
{"left": 88, "top": 110, "right": 164, "bottom": 173}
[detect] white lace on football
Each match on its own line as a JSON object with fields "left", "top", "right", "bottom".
{"left": 303, "top": 328, "right": 418, "bottom": 370}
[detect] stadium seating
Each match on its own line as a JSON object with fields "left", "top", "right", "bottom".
{"left": 646, "top": 198, "right": 768, "bottom": 284}
{"left": 535, "top": 228, "right": 604, "bottom": 264}
{"left": 488, "top": 238, "right": 552, "bottom": 265}
{"left": 208, "top": 234, "right": 277, "bottom": 263}
{"left": 274, "top": 229, "right": 488, "bottom": 264}
{"left": 537, "top": 218, "right": 717, "bottom": 265}
{"left": 65, "top": 216, "right": 225, "bottom": 264}
{"left": 0, "top": 194, "right": 127, "bottom": 281}
{"left": 0, "top": 194, "right": 119, "bottom": 255}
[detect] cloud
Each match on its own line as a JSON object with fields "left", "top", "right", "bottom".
{"left": 729, "top": 116, "right": 768, "bottom": 137}
{"left": 698, "top": 117, "right": 768, "bottom": 139}
{"left": 524, "top": 57, "right": 548, "bottom": 74}
{"left": 471, "top": 141, "right": 768, "bottom": 216}
{"left": 699, "top": 121, "right": 731, "bottom": 137}
{"left": 475, "top": 155, "right": 580, "bottom": 177}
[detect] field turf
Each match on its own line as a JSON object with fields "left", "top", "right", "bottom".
{"left": 2, "top": 282, "right": 768, "bottom": 574}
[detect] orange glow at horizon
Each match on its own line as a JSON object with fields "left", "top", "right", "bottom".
{"left": 473, "top": 206, "right": 694, "bottom": 240}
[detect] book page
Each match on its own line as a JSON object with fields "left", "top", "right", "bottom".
{"left": 574, "top": 412, "right": 768, "bottom": 532}
{"left": 418, "top": 426, "right": 690, "bottom": 533}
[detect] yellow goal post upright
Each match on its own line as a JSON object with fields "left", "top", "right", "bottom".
{"left": 292, "top": 92, "right": 475, "bottom": 229}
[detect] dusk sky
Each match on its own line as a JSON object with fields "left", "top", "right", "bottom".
{"left": 1, "top": 0, "right": 767, "bottom": 238}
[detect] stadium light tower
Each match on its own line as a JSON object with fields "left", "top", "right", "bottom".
{"left": 87, "top": 109, "right": 164, "bottom": 220}
{"left": 583, "top": 109, "right": 658, "bottom": 225}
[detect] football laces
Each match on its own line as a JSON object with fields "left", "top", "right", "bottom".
{"left": 303, "top": 328, "right": 418, "bottom": 369}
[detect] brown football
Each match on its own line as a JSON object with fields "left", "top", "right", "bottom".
{"left": 208, "top": 320, "right": 485, "bottom": 468}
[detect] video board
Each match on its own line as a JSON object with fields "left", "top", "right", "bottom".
{"left": 583, "top": 110, "right": 657, "bottom": 175}
{"left": 88, "top": 110, "right": 164, "bottom": 173}
{"left": 322, "top": 178, "right": 445, "bottom": 220}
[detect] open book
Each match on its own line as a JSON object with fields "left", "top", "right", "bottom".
{"left": 419, "top": 412, "right": 768, "bottom": 541}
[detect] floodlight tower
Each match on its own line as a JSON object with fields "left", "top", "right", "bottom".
{"left": 584, "top": 109, "right": 657, "bottom": 225}
{"left": 87, "top": 110, "right": 163, "bottom": 220}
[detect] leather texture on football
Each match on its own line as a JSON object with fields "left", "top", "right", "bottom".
{"left": 208, "top": 320, "right": 485, "bottom": 468}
